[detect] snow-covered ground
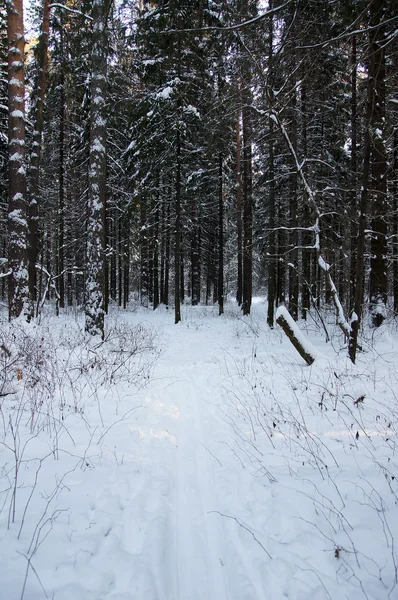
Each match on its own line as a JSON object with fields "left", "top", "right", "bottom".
{"left": 1, "top": 301, "right": 398, "bottom": 600}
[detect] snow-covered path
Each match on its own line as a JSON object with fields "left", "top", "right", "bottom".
{"left": 111, "top": 312, "right": 273, "bottom": 600}
{"left": 132, "top": 321, "right": 234, "bottom": 600}
{"left": 2, "top": 304, "right": 398, "bottom": 600}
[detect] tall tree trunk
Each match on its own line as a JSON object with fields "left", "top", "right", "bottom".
{"left": 368, "top": 0, "right": 388, "bottom": 327}
{"left": 267, "top": 2, "right": 275, "bottom": 326}
{"left": 160, "top": 198, "right": 165, "bottom": 304}
{"left": 164, "top": 200, "right": 170, "bottom": 307}
{"left": 191, "top": 199, "right": 200, "bottom": 305}
{"left": 118, "top": 212, "right": 122, "bottom": 306}
{"left": 348, "top": 85, "right": 372, "bottom": 362}
{"left": 180, "top": 245, "right": 184, "bottom": 304}
{"left": 28, "top": 0, "right": 50, "bottom": 305}
{"left": 349, "top": 34, "right": 358, "bottom": 312}
{"left": 242, "top": 105, "right": 252, "bottom": 316}
{"left": 58, "top": 54, "right": 65, "bottom": 309}
{"left": 153, "top": 203, "right": 159, "bottom": 310}
{"left": 175, "top": 130, "right": 181, "bottom": 324}
{"left": 85, "top": 0, "right": 109, "bottom": 338}
{"left": 110, "top": 211, "right": 116, "bottom": 301}
{"left": 123, "top": 212, "right": 129, "bottom": 309}
{"left": 393, "top": 126, "right": 398, "bottom": 313}
{"left": 267, "top": 117, "right": 276, "bottom": 327}
{"left": 140, "top": 197, "right": 149, "bottom": 307}
{"left": 300, "top": 83, "right": 311, "bottom": 320}
{"left": 7, "top": 0, "right": 32, "bottom": 320}
{"left": 218, "top": 152, "right": 224, "bottom": 315}
{"left": 236, "top": 112, "right": 243, "bottom": 306}
{"left": 104, "top": 195, "right": 109, "bottom": 313}
{"left": 288, "top": 87, "right": 299, "bottom": 320}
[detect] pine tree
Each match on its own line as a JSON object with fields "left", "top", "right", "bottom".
{"left": 6, "top": 0, "right": 32, "bottom": 320}
{"left": 85, "top": 0, "right": 112, "bottom": 337}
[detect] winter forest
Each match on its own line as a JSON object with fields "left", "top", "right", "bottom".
{"left": 1, "top": 1, "right": 398, "bottom": 599}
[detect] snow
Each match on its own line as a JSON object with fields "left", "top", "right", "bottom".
{"left": 318, "top": 255, "right": 330, "bottom": 272}
{"left": 275, "top": 305, "right": 318, "bottom": 359}
{"left": 9, "top": 152, "right": 23, "bottom": 162}
{"left": 156, "top": 86, "right": 173, "bottom": 100}
{"left": 8, "top": 209, "right": 28, "bottom": 229}
{"left": 184, "top": 105, "right": 200, "bottom": 118}
{"left": 1, "top": 302, "right": 398, "bottom": 600}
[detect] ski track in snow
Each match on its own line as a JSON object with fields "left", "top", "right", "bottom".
{"left": 2, "top": 305, "right": 398, "bottom": 600}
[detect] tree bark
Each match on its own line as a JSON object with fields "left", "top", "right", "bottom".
{"left": 368, "top": 0, "right": 388, "bottom": 327}
{"left": 267, "top": 116, "right": 276, "bottom": 326}
{"left": 174, "top": 129, "right": 181, "bottom": 324}
{"left": 28, "top": 0, "right": 50, "bottom": 305}
{"left": 191, "top": 199, "right": 200, "bottom": 306}
{"left": 153, "top": 203, "right": 159, "bottom": 310}
{"left": 85, "top": 0, "right": 109, "bottom": 338}
{"left": 288, "top": 87, "right": 299, "bottom": 320}
{"left": 218, "top": 152, "right": 224, "bottom": 315}
{"left": 7, "top": 0, "right": 32, "bottom": 320}
{"left": 58, "top": 40, "right": 65, "bottom": 309}
{"left": 242, "top": 105, "right": 252, "bottom": 316}
{"left": 349, "top": 34, "right": 358, "bottom": 312}
{"left": 276, "top": 308, "right": 315, "bottom": 366}
{"left": 236, "top": 112, "right": 243, "bottom": 306}
{"left": 123, "top": 212, "right": 129, "bottom": 309}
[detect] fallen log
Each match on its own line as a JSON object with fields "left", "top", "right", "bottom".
{"left": 276, "top": 306, "right": 316, "bottom": 366}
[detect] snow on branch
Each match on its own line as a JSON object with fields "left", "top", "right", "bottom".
{"left": 163, "top": 0, "right": 292, "bottom": 34}
{"left": 271, "top": 110, "right": 350, "bottom": 340}
{"left": 49, "top": 3, "right": 93, "bottom": 20}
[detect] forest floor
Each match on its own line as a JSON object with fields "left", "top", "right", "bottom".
{"left": 1, "top": 300, "right": 398, "bottom": 600}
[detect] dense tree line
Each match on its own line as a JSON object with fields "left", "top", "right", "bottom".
{"left": 1, "top": 0, "right": 397, "bottom": 358}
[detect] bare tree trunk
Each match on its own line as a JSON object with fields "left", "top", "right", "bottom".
{"left": 349, "top": 34, "right": 358, "bottom": 312}
{"left": 110, "top": 210, "right": 116, "bottom": 301}
{"left": 175, "top": 130, "right": 181, "bottom": 324}
{"left": 180, "top": 245, "right": 184, "bottom": 305}
{"left": 7, "top": 0, "right": 32, "bottom": 320}
{"left": 191, "top": 199, "right": 200, "bottom": 306}
{"left": 300, "top": 83, "right": 310, "bottom": 320}
{"left": 267, "top": 0, "right": 275, "bottom": 327}
{"left": 393, "top": 126, "right": 398, "bottom": 313}
{"left": 28, "top": 0, "right": 50, "bottom": 305}
{"left": 104, "top": 195, "right": 109, "bottom": 313}
{"left": 368, "top": 0, "right": 388, "bottom": 327}
{"left": 123, "top": 212, "right": 129, "bottom": 309}
{"left": 153, "top": 203, "right": 159, "bottom": 310}
{"left": 267, "top": 116, "right": 276, "bottom": 327}
{"left": 58, "top": 41, "right": 65, "bottom": 309}
{"left": 140, "top": 197, "right": 149, "bottom": 307}
{"left": 236, "top": 112, "right": 243, "bottom": 306}
{"left": 348, "top": 124, "right": 371, "bottom": 363}
{"left": 164, "top": 200, "right": 170, "bottom": 307}
{"left": 85, "top": 0, "right": 109, "bottom": 338}
{"left": 288, "top": 88, "right": 299, "bottom": 320}
{"left": 218, "top": 152, "right": 224, "bottom": 315}
{"left": 118, "top": 213, "right": 122, "bottom": 306}
{"left": 349, "top": 3, "right": 386, "bottom": 361}
{"left": 242, "top": 105, "right": 252, "bottom": 316}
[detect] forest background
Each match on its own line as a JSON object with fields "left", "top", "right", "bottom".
{"left": 1, "top": 0, "right": 398, "bottom": 359}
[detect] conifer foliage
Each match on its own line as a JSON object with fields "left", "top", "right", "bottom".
{"left": 1, "top": 0, "right": 397, "bottom": 351}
